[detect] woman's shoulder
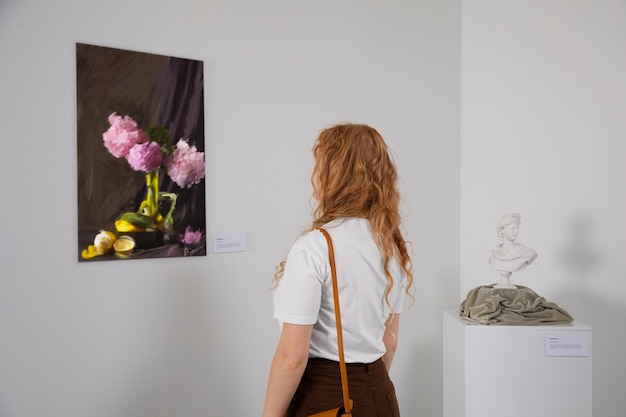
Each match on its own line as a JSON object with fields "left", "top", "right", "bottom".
{"left": 322, "top": 217, "right": 371, "bottom": 235}
{"left": 292, "top": 228, "right": 327, "bottom": 253}
{"left": 291, "top": 218, "right": 372, "bottom": 253}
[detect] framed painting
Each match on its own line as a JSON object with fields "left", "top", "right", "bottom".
{"left": 76, "top": 43, "right": 206, "bottom": 261}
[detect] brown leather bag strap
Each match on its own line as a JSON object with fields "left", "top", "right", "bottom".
{"left": 318, "top": 228, "right": 353, "bottom": 415}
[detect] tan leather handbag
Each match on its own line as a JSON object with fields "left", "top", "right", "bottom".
{"left": 308, "top": 228, "right": 353, "bottom": 417}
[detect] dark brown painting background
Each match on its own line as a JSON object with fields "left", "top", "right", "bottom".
{"left": 76, "top": 43, "right": 206, "bottom": 260}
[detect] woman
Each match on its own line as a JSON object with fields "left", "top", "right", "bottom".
{"left": 262, "top": 124, "right": 414, "bottom": 417}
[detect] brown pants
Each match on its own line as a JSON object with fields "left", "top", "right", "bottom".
{"left": 286, "top": 358, "right": 400, "bottom": 417}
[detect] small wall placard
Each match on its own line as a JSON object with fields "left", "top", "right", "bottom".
{"left": 545, "top": 336, "right": 589, "bottom": 357}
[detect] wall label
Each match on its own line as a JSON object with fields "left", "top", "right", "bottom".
{"left": 213, "top": 231, "right": 247, "bottom": 253}
{"left": 545, "top": 336, "right": 589, "bottom": 357}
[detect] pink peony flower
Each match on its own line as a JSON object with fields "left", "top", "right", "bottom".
{"left": 126, "top": 141, "right": 164, "bottom": 172}
{"left": 181, "top": 226, "right": 203, "bottom": 245}
{"left": 164, "top": 139, "right": 205, "bottom": 188}
{"left": 102, "top": 113, "right": 148, "bottom": 158}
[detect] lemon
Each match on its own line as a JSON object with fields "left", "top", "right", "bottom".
{"left": 94, "top": 230, "right": 117, "bottom": 254}
{"left": 115, "top": 219, "right": 146, "bottom": 233}
{"left": 113, "top": 236, "right": 135, "bottom": 255}
{"left": 81, "top": 245, "right": 100, "bottom": 259}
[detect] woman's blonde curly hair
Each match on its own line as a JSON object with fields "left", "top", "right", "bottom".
{"left": 274, "top": 123, "right": 414, "bottom": 308}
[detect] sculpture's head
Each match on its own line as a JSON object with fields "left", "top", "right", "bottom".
{"left": 497, "top": 212, "right": 521, "bottom": 241}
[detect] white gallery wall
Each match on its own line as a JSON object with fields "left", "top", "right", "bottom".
{"left": 0, "top": 1, "right": 460, "bottom": 417}
{"left": 2, "top": 1, "right": 623, "bottom": 416}
{"left": 461, "top": 1, "right": 626, "bottom": 416}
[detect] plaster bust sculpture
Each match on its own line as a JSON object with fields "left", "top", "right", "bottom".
{"left": 459, "top": 213, "right": 572, "bottom": 325}
{"left": 489, "top": 212, "right": 538, "bottom": 289}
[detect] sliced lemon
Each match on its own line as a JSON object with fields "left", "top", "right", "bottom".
{"left": 113, "top": 236, "right": 135, "bottom": 255}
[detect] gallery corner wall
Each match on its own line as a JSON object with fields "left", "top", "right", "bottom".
{"left": 461, "top": 1, "right": 626, "bottom": 416}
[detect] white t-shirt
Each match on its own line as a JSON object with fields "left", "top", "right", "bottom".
{"left": 273, "top": 218, "right": 408, "bottom": 364}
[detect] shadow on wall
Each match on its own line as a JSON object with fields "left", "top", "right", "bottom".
{"left": 557, "top": 216, "right": 602, "bottom": 283}
{"left": 554, "top": 215, "right": 626, "bottom": 417}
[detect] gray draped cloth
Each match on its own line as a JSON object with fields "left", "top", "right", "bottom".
{"left": 460, "top": 285, "right": 573, "bottom": 325}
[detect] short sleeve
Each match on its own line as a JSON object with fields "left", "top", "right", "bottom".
{"left": 390, "top": 282, "right": 406, "bottom": 313}
{"left": 273, "top": 239, "right": 326, "bottom": 325}
{"left": 388, "top": 263, "right": 409, "bottom": 314}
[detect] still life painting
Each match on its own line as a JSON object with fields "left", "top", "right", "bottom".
{"left": 76, "top": 43, "right": 206, "bottom": 261}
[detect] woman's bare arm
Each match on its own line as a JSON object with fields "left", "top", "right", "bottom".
{"left": 262, "top": 323, "right": 313, "bottom": 417}
{"left": 382, "top": 314, "right": 400, "bottom": 370}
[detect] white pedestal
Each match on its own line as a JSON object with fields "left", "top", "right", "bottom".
{"left": 443, "top": 310, "right": 592, "bottom": 417}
